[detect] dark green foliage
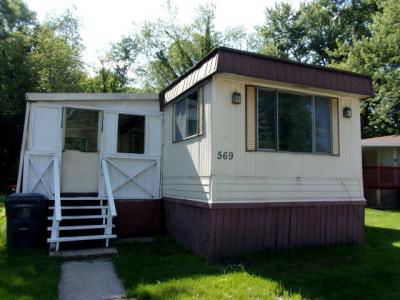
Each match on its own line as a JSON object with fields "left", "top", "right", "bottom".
{"left": 331, "top": 0, "right": 400, "bottom": 137}
{"left": 257, "top": 0, "right": 379, "bottom": 65}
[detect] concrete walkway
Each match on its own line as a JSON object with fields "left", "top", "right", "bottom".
{"left": 59, "top": 259, "right": 125, "bottom": 300}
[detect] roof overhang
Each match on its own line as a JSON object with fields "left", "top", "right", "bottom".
{"left": 362, "top": 143, "right": 400, "bottom": 148}
{"left": 26, "top": 93, "right": 159, "bottom": 102}
{"left": 160, "top": 47, "right": 375, "bottom": 107}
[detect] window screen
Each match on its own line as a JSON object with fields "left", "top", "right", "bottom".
{"left": 174, "top": 91, "right": 199, "bottom": 142}
{"left": 117, "top": 114, "right": 145, "bottom": 154}
{"left": 64, "top": 108, "right": 99, "bottom": 152}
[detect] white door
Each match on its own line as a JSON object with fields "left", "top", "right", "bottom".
{"left": 61, "top": 108, "right": 101, "bottom": 193}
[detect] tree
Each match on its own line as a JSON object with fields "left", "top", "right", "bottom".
{"left": 0, "top": 0, "right": 36, "bottom": 117}
{"left": 331, "top": 0, "right": 400, "bottom": 137}
{"left": 29, "top": 10, "right": 86, "bottom": 92}
{"left": 257, "top": 0, "right": 379, "bottom": 65}
{"left": 109, "top": 3, "right": 247, "bottom": 90}
{"left": 0, "top": 0, "right": 37, "bottom": 190}
{"left": 0, "top": 2, "right": 87, "bottom": 190}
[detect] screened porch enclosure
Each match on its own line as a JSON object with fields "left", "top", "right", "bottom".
{"left": 21, "top": 100, "right": 161, "bottom": 201}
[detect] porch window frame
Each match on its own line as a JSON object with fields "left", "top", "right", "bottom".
{"left": 61, "top": 107, "right": 102, "bottom": 153}
{"left": 116, "top": 112, "right": 147, "bottom": 155}
{"left": 256, "top": 87, "right": 334, "bottom": 155}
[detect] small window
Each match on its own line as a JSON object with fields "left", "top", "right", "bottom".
{"left": 64, "top": 108, "right": 99, "bottom": 152}
{"left": 174, "top": 91, "right": 199, "bottom": 142}
{"left": 117, "top": 114, "right": 145, "bottom": 154}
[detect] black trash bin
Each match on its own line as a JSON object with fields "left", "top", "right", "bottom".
{"left": 5, "top": 193, "right": 48, "bottom": 248}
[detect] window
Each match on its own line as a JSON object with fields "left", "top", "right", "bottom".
{"left": 117, "top": 114, "right": 145, "bottom": 154}
{"left": 174, "top": 90, "right": 199, "bottom": 142}
{"left": 64, "top": 108, "right": 99, "bottom": 152}
{"left": 257, "top": 89, "right": 333, "bottom": 154}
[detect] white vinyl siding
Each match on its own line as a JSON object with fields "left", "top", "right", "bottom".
{"left": 162, "top": 82, "right": 212, "bottom": 202}
{"left": 211, "top": 74, "right": 364, "bottom": 203}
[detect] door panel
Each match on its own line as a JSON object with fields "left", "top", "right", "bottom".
{"left": 61, "top": 150, "right": 99, "bottom": 193}
{"left": 29, "top": 106, "right": 61, "bottom": 151}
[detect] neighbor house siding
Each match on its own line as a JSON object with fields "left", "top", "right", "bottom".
{"left": 162, "top": 81, "right": 213, "bottom": 202}
{"left": 210, "top": 74, "right": 364, "bottom": 203}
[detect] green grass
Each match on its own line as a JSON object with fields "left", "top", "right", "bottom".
{"left": 114, "top": 208, "right": 400, "bottom": 300}
{"left": 0, "top": 195, "right": 60, "bottom": 300}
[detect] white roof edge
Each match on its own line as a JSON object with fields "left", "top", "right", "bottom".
{"left": 26, "top": 93, "right": 159, "bottom": 101}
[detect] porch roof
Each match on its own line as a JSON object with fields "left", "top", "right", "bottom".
{"left": 26, "top": 93, "right": 159, "bottom": 101}
{"left": 362, "top": 135, "right": 400, "bottom": 147}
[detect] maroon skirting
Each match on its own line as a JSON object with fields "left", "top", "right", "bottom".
{"left": 114, "top": 199, "right": 164, "bottom": 238}
{"left": 163, "top": 197, "right": 366, "bottom": 261}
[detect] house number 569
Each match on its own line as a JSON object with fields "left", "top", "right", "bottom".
{"left": 217, "top": 151, "right": 234, "bottom": 160}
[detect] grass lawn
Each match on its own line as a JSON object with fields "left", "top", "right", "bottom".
{"left": 0, "top": 195, "right": 60, "bottom": 300}
{"left": 114, "top": 208, "right": 400, "bottom": 300}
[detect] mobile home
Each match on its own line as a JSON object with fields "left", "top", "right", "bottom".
{"left": 16, "top": 47, "right": 374, "bottom": 259}
{"left": 160, "top": 47, "right": 373, "bottom": 260}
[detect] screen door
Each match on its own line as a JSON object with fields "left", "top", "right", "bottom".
{"left": 61, "top": 108, "right": 101, "bottom": 193}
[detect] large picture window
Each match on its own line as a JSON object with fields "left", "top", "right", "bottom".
{"left": 117, "top": 114, "right": 145, "bottom": 154}
{"left": 257, "top": 89, "right": 333, "bottom": 154}
{"left": 174, "top": 90, "right": 199, "bottom": 142}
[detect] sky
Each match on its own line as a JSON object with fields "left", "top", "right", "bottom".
{"left": 25, "top": 0, "right": 300, "bottom": 69}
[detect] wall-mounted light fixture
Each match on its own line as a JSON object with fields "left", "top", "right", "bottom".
{"left": 232, "top": 92, "right": 241, "bottom": 104}
{"left": 343, "top": 107, "right": 352, "bottom": 118}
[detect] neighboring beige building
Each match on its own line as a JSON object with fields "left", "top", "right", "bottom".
{"left": 362, "top": 135, "right": 400, "bottom": 208}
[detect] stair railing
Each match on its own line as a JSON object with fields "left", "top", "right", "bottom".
{"left": 50, "top": 157, "right": 62, "bottom": 251}
{"left": 101, "top": 159, "right": 117, "bottom": 245}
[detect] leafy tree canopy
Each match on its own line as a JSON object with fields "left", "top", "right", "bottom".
{"left": 330, "top": 0, "right": 400, "bottom": 137}
{"left": 257, "top": 0, "right": 379, "bottom": 65}
{"left": 109, "top": 2, "right": 248, "bottom": 91}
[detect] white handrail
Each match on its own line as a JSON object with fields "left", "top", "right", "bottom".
{"left": 52, "top": 157, "right": 62, "bottom": 221}
{"left": 102, "top": 160, "right": 117, "bottom": 217}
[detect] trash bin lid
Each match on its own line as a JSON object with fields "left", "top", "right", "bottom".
{"left": 6, "top": 193, "right": 48, "bottom": 203}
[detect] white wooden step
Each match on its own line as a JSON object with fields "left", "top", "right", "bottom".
{"left": 47, "top": 234, "right": 117, "bottom": 243}
{"left": 49, "top": 206, "right": 107, "bottom": 210}
{"left": 47, "top": 224, "right": 115, "bottom": 231}
{"left": 59, "top": 197, "right": 102, "bottom": 201}
{"left": 48, "top": 215, "right": 107, "bottom": 220}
